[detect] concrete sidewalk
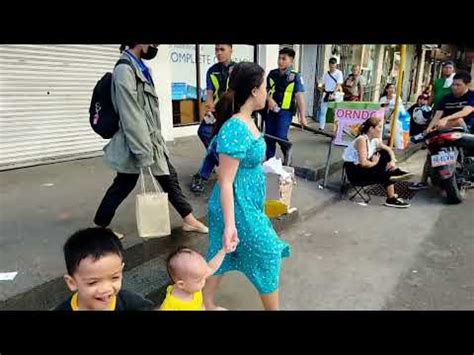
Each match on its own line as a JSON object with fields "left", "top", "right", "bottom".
{"left": 0, "top": 136, "right": 209, "bottom": 306}
{"left": 289, "top": 122, "right": 345, "bottom": 181}
{"left": 213, "top": 151, "right": 474, "bottom": 310}
{"left": 0, "top": 125, "right": 421, "bottom": 309}
{"left": 0, "top": 130, "right": 340, "bottom": 309}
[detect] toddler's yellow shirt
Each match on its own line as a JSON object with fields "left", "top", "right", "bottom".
{"left": 160, "top": 285, "right": 203, "bottom": 311}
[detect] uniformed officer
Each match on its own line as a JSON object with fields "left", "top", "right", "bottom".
{"left": 191, "top": 44, "right": 236, "bottom": 193}
{"left": 265, "top": 47, "right": 307, "bottom": 160}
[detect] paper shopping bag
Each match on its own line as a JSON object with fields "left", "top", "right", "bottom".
{"left": 136, "top": 168, "right": 171, "bottom": 238}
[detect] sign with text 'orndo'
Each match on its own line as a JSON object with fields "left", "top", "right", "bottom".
{"left": 330, "top": 102, "right": 385, "bottom": 146}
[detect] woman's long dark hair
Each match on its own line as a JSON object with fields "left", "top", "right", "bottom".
{"left": 382, "top": 83, "right": 394, "bottom": 98}
{"left": 212, "top": 62, "right": 265, "bottom": 138}
{"left": 119, "top": 43, "right": 138, "bottom": 53}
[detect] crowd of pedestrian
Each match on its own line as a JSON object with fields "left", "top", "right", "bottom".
{"left": 55, "top": 44, "right": 472, "bottom": 311}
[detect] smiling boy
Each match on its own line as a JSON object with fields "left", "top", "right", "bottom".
{"left": 55, "top": 228, "right": 153, "bottom": 311}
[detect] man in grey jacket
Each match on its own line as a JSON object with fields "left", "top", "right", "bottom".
{"left": 94, "top": 44, "right": 208, "bottom": 238}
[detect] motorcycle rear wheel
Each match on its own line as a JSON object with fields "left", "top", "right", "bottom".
{"left": 441, "top": 175, "right": 463, "bottom": 204}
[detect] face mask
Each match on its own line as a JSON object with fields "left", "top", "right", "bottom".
{"left": 142, "top": 46, "right": 158, "bottom": 60}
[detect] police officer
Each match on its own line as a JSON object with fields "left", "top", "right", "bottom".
{"left": 191, "top": 44, "right": 236, "bottom": 193}
{"left": 265, "top": 47, "right": 307, "bottom": 160}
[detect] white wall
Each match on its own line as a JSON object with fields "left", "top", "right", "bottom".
{"left": 293, "top": 44, "right": 301, "bottom": 72}
{"left": 145, "top": 45, "right": 174, "bottom": 142}
{"left": 258, "top": 45, "right": 279, "bottom": 76}
{"left": 300, "top": 45, "right": 318, "bottom": 116}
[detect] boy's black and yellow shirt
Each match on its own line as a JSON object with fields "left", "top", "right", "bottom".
{"left": 54, "top": 289, "right": 154, "bottom": 311}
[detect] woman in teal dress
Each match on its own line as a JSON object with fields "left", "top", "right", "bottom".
{"left": 203, "top": 62, "right": 290, "bottom": 310}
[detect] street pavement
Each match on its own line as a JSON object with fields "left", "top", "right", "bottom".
{"left": 213, "top": 151, "right": 474, "bottom": 310}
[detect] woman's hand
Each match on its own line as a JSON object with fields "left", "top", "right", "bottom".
{"left": 371, "top": 152, "right": 380, "bottom": 165}
{"left": 219, "top": 155, "right": 240, "bottom": 252}
{"left": 223, "top": 225, "right": 239, "bottom": 253}
{"left": 386, "top": 160, "right": 397, "bottom": 171}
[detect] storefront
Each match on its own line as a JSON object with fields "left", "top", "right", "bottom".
{"left": 299, "top": 44, "right": 324, "bottom": 118}
{"left": 0, "top": 44, "right": 274, "bottom": 170}
{"left": 311, "top": 44, "right": 381, "bottom": 102}
{"left": 169, "top": 44, "right": 256, "bottom": 128}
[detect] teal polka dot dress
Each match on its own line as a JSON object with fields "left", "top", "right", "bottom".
{"left": 206, "top": 117, "right": 290, "bottom": 295}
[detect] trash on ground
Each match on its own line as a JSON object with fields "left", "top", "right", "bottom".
{"left": 0, "top": 272, "right": 18, "bottom": 281}
{"left": 263, "top": 157, "right": 291, "bottom": 181}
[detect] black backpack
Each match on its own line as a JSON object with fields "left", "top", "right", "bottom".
{"left": 89, "top": 59, "right": 133, "bottom": 139}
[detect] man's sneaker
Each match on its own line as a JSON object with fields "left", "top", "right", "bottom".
{"left": 384, "top": 197, "right": 411, "bottom": 208}
{"left": 408, "top": 182, "right": 428, "bottom": 191}
{"left": 389, "top": 169, "right": 415, "bottom": 182}
{"left": 190, "top": 174, "right": 205, "bottom": 193}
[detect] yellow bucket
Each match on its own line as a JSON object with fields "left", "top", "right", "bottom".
{"left": 265, "top": 200, "right": 288, "bottom": 218}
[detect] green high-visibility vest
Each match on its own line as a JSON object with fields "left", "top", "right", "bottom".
{"left": 208, "top": 61, "right": 236, "bottom": 104}
{"left": 268, "top": 68, "right": 298, "bottom": 112}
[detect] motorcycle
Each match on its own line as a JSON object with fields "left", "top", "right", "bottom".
{"left": 412, "top": 127, "right": 474, "bottom": 204}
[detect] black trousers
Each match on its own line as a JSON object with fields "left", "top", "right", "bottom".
{"left": 94, "top": 158, "right": 193, "bottom": 227}
{"left": 345, "top": 150, "right": 395, "bottom": 187}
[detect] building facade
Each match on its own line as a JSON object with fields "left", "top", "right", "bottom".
{"left": 0, "top": 44, "right": 281, "bottom": 170}
{"left": 1, "top": 43, "right": 452, "bottom": 170}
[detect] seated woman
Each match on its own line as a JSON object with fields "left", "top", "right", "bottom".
{"left": 342, "top": 117, "right": 414, "bottom": 208}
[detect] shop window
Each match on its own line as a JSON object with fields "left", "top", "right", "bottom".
{"left": 170, "top": 44, "right": 255, "bottom": 128}
{"left": 198, "top": 44, "right": 255, "bottom": 97}
{"left": 169, "top": 45, "right": 202, "bottom": 126}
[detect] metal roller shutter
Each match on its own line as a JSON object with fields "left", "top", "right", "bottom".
{"left": 0, "top": 44, "right": 120, "bottom": 170}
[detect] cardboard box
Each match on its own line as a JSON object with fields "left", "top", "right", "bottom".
{"left": 265, "top": 166, "right": 295, "bottom": 208}
{"left": 180, "top": 100, "right": 197, "bottom": 124}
